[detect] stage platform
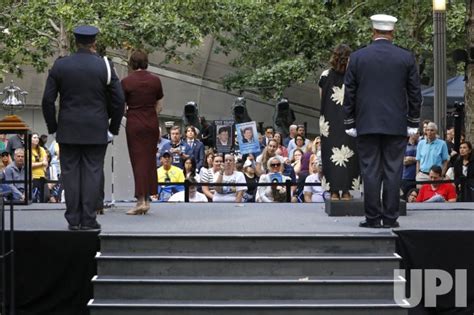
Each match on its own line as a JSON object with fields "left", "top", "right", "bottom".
{"left": 2, "top": 203, "right": 474, "bottom": 315}
{"left": 5, "top": 202, "right": 474, "bottom": 233}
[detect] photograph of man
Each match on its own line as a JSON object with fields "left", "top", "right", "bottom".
{"left": 216, "top": 125, "right": 232, "bottom": 153}
{"left": 236, "top": 122, "right": 260, "bottom": 155}
{"left": 242, "top": 127, "right": 255, "bottom": 143}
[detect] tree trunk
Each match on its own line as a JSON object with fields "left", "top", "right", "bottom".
{"left": 466, "top": 0, "right": 474, "bottom": 141}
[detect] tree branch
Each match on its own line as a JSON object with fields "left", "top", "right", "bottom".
{"left": 34, "top": 29, "right": 59, "bottom": 44}
{"left": 344, "top": 1, "right": 368, "bottom": 17}
{"left": 48, "top": 18, "right": 60, "bottom": 32}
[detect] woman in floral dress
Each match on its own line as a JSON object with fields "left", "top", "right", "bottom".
{"left": 318, "top": 44, "right": 360, "bottom": 200}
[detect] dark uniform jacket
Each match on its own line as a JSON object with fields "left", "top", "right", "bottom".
{"left": 343, "top": 39, "right": 422, "bottom": 136}
{"left": 42, "top": 49, "right": 125, "bottom": 144}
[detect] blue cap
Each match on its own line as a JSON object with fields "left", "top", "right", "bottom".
{"left": 159, "top": 150, "right": 171, "bottom": 159}
{"left": 73, "top": 25, "right": 99, "bottom": 44}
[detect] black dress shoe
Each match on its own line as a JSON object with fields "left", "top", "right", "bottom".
{"left": 383, "top": 221, "right": 400, "bottom": 228}
{"left": 359, "top": 220, "right": 382, "bottom": 228}
{"left": 80, "top": 222, "right": 101, "bottom": 230}
{"left": 68, "top": 225, "right": 80, "bottom": 231}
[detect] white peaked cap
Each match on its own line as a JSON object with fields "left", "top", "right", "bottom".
{"left": 370, "top": 14, "right": 397, "bottom": 31}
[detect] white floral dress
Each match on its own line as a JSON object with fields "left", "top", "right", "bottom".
{"left": 318, "top": 68, "right": 360, "bottom": 192}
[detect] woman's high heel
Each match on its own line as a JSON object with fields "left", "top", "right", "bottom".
{"left": 126, "top": 204, "right": 148, "bottom": 215}
{"left": 141, "top": 204, "right": 150, "bottom": 215}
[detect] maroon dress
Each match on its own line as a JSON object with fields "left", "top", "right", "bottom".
{"left": 121, "top": 70, "right": 163, "bottom": 197}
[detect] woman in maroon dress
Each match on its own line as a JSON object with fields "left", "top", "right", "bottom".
{"left": 121, "top": 50, "right": 164, "bottom": 215}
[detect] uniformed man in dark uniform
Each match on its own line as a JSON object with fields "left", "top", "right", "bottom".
{"left": 42, "top": 25, "right": 125, "bottom": 230}
{"left": 343, "top": 14, "right": 422, "bottom": 228}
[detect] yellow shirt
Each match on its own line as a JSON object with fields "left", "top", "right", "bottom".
{"left": 32, "top": 146, "right": 47, "bottom": 179}
{"left": 157, "top": 165, "right": 185, "bottom": 184}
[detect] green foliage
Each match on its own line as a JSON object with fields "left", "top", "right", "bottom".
{"left": 214, "top": 0, "right": 466, "bottom": 97}
{"left": 0, "top": 0, "right": 215, "bottom": 80}
{"left": 0, "top": 0, "right": 468, "bottom": 98}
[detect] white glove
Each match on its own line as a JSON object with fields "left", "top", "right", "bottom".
{"left": 345, "top": 128, "right": 357, "bottom": 137}
{"left": 407, "top": 127, "right": 418, "bottom": 137}
{"left": 107, "top": 131, "right": 114, "bottom": 143}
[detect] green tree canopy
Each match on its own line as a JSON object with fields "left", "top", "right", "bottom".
{"left": 0, "top": 0, "right": 467, "bottom": 99}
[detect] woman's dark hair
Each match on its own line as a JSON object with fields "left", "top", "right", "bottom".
{"left": 203, "top": 149, "right": 214, "bottom": 169}
{"left": 129, "top": 50, "right": 148, "bottom": 70}
{"left": 31, "top": 132, "right": 41, "bottom": 160}
{"left": 273, "top": 131, "right": 283, "bottom": 146}
{"left": 39, "top": 134, "right": 48, "bottom": 148}
{"left": 183, "top": 157, "right": 197, "bottom": 178}
{"left": 330, "top": 44, "right": 352, "bottom": 74}
{"left": 406, "top": 188, "right": 419, "bottom": 201}
{"left": 460, "top": 141, "right": 472, "bottom": 155}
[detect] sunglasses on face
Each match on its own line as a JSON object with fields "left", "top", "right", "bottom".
{"left": 270, "top": 163, "right": 281, "bottom": 167}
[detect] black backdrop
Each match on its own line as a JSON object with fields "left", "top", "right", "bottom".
{"left": 396, "top": 230, "right": 474, "bottom": 315}
{"left": 1, "top": 231, "right": 98, "bottom": 315}
{"left": 0, "top": 230, "right": 472, "bottom": 315}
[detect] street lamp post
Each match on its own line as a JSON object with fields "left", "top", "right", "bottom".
{"left": 433, "top": 0, "right": 447, "bottom": 139}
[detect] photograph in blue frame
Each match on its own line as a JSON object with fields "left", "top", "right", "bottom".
{"left": 236, "top": 121, "right": 260, "bottom": 155}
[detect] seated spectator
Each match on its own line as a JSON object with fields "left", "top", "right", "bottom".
{"left": 273, "top": 132, "right": 288, "bottom": 158}
{"left": 0, "top": 150, "right": 11, "bottom": 174}
{"left": 256, "top": 156, "right": 292, "bottom": 202}
{"left": 242, "top": 159, "right": 258, "bottom": 202}
{"left": 155, "top": 150, "right": 185, "bottom": 202}
{"left": 168, "top": 177, "right": 208, "bottom": 202}
{"left": 201, "top": 154, "right": 223, "bottom": 201}
{"left": 290, "top": 148, "right": 304, "bottom": 178}
{"left": 183, "top": 157, "right": 200, "bottom": 182}
{"left": 199, "top": 149, "right": 215, "bottom": 179}
{"left": 255, "top": 139, "right": 281, "bottom": 176}
{"left": 289, "top": 135, "right": 307, "bottom": 160}
{"left": 303, "top": 161, "right": 325, "bottom": 203}
{"left": 416, "top": 165, "right": 456, "bottom": 202}
{"left": 406, "top": 188, "right": 419, "bottom": 203}
{"left": 213, "top": 154, "right": 246, "bottom": 202}
{"left": 4, "top": 148, "right": 25, "bottom": 201}
{"left": 453, "top": 141, "right": 474, "bottom": 202}
{"left": 401, "top": 132, "right": 419, "bottom": 198}
{"left": 287, "top": 125, "right": 310, "bottom": 154}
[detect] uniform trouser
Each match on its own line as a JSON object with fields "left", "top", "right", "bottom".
{"left": 59, "top": 143, "right": 107, "bottom": 226}
{"left": 357, "top": 135, "right": 407, "bottom": 223}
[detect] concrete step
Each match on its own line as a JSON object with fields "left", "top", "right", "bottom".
{"left": 92, "top": 275, "right": 405, "bottom": 301}
{"left": 88, "top": 299, "right": 409, "bottom": 315}
{"left": 99, "top": 233, "right": 397, "bottom": 256}
{"left": 96, "top": 253, "right": 401, "bottom": 277}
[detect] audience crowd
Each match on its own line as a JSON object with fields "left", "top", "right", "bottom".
{"left": 0, "top": 118, "right": 472, "bottom": 204}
